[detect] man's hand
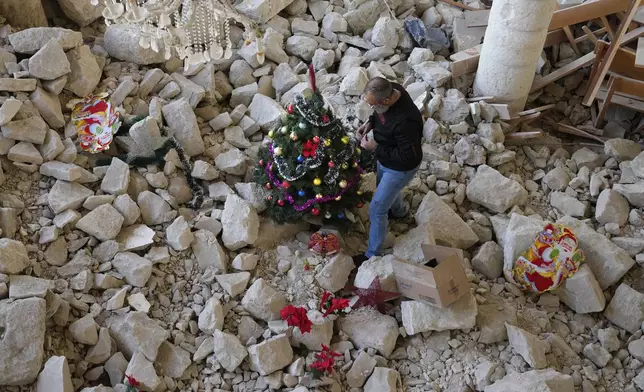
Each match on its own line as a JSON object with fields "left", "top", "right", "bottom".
{"left": 355, "top": 121, "right": 372, "bottom": 141}
{"left": 360, "top": 135, "right": 377, "bottom": 151}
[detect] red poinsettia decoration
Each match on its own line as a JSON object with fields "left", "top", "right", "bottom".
{"left": 310, "top": 344, "right": 342, "bottom": 376}
{"left": 125, "top": 375, "right": 140, "bottom": 392}
{"left": 319, "top": 291, "right": 350, "bottom": 317}
{"left": 302, "top": 139, "right": 319, "bottom": 158}
{"left": 280, "top": 304, "right": 312, "bottom": 334}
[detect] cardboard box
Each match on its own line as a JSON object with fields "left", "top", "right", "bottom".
{"left": 391, "top": 244, "right": 470, "bottom": 308}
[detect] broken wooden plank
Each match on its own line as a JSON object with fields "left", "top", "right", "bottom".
{"left": 437, "top": 0, "right": 477, "bottom": 11}
{"left": 596, "top": 75, "right": 619, "bottom": 126}
{"left": 466, "top": 96, "right": 497, "bottom": 102}
{"left": 505, "top": 131, "right": 544, "bottom": 141}
{"left": 583, "top": 0, "right": 642, "bottom": 106}
{"left": 544, "top": 29, "right": 570, "bottom": 47}
{"left": 636, "top": 37, "right": 644, "bottom": 67}
{"left": 597, "top": 88, "right": 644, "bottom": 112}
{"left": 600, "top": 15, "right": 616, "bottom": 39}
{"left": 518, "top": 104, "right": 556, "bottom": 116}
{"left": 465, "top": 9, "right": 490, "bottom": 27}
{"left": 623, "top": 25, "right": 644, "bottom": 44}
{"left": 530, "top": 52, "right": 596, "bottom": 93}
{"left": 575, "top": 26, "right": 606, "bottom": 43}
{"left": 553, "top": 122, "right": 607, "bottom": 143}
{"left": 633, "top": 4, "right": 644, "bottom": 23}
{"left": 549, "top": 0, "right": 631, "bottom": 31}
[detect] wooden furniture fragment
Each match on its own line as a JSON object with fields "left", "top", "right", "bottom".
{"left": 636, "top": 37, "right": 644, "bottom": 67}
{"left": 529, "top": 53, "right": 596, "bottom": 93}
{"left": 582, "top": 0, "right": 642, "bottom": 106}
{"left": 595, "top": 75, "right": 644, "bottom": 126}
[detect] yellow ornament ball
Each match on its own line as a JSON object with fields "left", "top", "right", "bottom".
{"left": 268, "top": 130, "right": 275, "bottom": 138}
{"left": 356, "top": 148, "right": 361, "bottom": 155}
{"left": 341, "top": 163, "right": 348, "bottom": 170}
{"left": 313, "top": 178, "right": 322, "bottom": 186}
{"left": 316, "top": 193, "right": 323, "bottom": 199}
{"left": 280, "top": 126, "right": 288, "bottom": 134}
{"left": 339, "top": 180, "right": 348, "bottom": 188}
{"left": 357, "top": 190, "right": 363, "bottom": 195}
{"left": 274, "top": 147, "right": 283, "bottom": 156}
{"left": 341, "top": 136, "right": 350, "bottom": 144}
{"left": 353, "top": 162, "right": 358, "bottom": 168}
{"left": 335, "top": 196, "right": 342, "bottom": 201}
{"left": 324, "top": 139, "right": 331, "bottom": 147}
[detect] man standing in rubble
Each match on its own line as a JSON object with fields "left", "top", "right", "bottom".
{"left": 353, "top": 77, "right": 424, "bottom": 266}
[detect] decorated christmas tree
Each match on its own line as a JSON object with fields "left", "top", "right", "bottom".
{"left": 254, "top": 65, "right": 371, "bottom": 224}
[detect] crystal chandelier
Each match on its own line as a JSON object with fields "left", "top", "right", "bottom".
{"left": 93, "top": 0, "right": 266, "bottom": 66}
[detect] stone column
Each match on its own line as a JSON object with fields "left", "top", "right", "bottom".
{"left": 473, "top": 0, "right": 557, "bottom": 112}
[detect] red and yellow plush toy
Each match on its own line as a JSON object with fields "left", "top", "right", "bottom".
{"left": 70, "top": 93, "right": 121, "bottom": 154}
{"left": 511, "top": 223, "right": 584, "bottom": 294}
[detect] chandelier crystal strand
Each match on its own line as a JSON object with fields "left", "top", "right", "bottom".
{"left": 95, "top": 0, "right": 265, "bottom": 66}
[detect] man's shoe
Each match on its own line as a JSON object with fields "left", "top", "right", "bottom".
{"left": 389, "top": 202, "right": 411, "bottom": 220}
{"left": 352, "top": 254, "right": 369, "bottom": 268}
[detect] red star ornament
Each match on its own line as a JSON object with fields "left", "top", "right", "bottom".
{"left": 345, "top": 277, "right": 399, "bottom": 313}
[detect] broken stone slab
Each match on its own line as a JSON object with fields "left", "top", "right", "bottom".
{"left": 76, "top": 204, "right": 124, "bottom": 241}
{"left": 31, "top": 89, "right": 65, "bottom": 129}
{"left": 48, "top": 180, "right": 93, "bottom": 214}
{"left": 248, "top": 334, "right": 294, "bottom": 376}
{"left": 614, "top": 182, "right": 644, "bottom": 207}
{"left": 506, "top": 324, "right": 548, "bottom": 369}
{"left": 0, "top": 78, "right": 38, "bottom": 92}
{"left": 0, "top": 298, "right": 46, "bottom": 385}
{"left": 337, "top": 307, "right": 399, "bottom": 358}
{"left": 0, "top": 238, "right": 30, "bottom": 274}
{"left": 550, "top": 191, "right": 589, "bottom": 218}
{"left": 8, "top": 28, "right": 83, "bottom": 54}
{"left": 0, "top": 98, "right": 22, "bottom": 126}
{"left": 101, "top": 157, "right": 130, "bottom": 195}
{"left": 221, "top": 194, "right": 259, "bottom": 251}
{"left": 116, "top": 224, "right": 155, "bottom": 251}
{"left": 604, "top": 283, "right": 644, "bottom": 333}
{"left": 354, "top": 255, "right": 398, "bottom": 292}
{"left": 292, "top": 311, "right": 333, "bottom": 350}
{"left": 28, "top": 39, "right": 71, "bottom": 81}
{"left": 241, "top": 278, "right": 287, "bottom": 321}
{"left": 166, "top": 216, "right": 194, "bottom": 251}
{"left": 111, "top": 252, "right": 152, "bottom": 287}
{"left": 477, "top": 303, "right": 518, "bottom": 344}
{"left": 2, "top": 115, "right": 48, "bottom": 144}
{"left": 198, "top": 296, "right": 225, "bottom": 334}
{"left": 557, "top": 216, "right": 634, "bottom": 289}
{"left": 64, "top": 46, "right": 101, "bottom": 97}
{"left": 483, "top": 369, "right": 573, "bottom": 392}
{"left": 466, "top": 165, "right": 528, "bottom": 213}
{"left": 137, "top": 191, "right": 174, "bottom": 225}
{"left": 315, "top": 252, "right": 355, "bottom": 293}
{"left": 156, "top": 341, "right": 191, "bottom": 379}
{"left": 86, "top": 328, "right": 112, "bottom": 364}
{"left": 401, "top": 293, "right": 478, "bottom": 335}
{"left": 104, "top": 24, "right": 167, "bottom": 65}
{"left": 9, "top": 275, "right": 52, "bottom": 299}
{"left": 162, "top": 98, "right": 205, "bottom": 156}
{"left": 215, "top": 272, "right": 251, "bottom": 297}
{"left": 583, "top": 343, "right": 611, "bottom": 367}
{"left": 392, "top": 224, "right": 436, "bottom": 264}
{"left": 552, "top": 264, "right": 605, "bottom": 314}
{"left": 502, "top": 214, "right": 546, "bottom": 285}
{"left": 595, "top": 189, "right": 629, "bottom": 226}
{"left": 125, "top": 352, "right": 161, "bottom": 391}
{"left": 34, "top": 356, "right": 73, "bottom": 392}
{"left": 192, "top": 229, "right": 228, "bottom": 272}
{"left": 108, "top": 311, "right": 170, "bottom": 361}
{"left": 213, "top": 329, "right": 248, "bottom": 372}
{"left": 416, "top": 191, "right": 479, "bottom": 249}
{"left": 69, "top": 314, "right": 99, "bottom": 345}
{"left": 472, "top": 241, "right": 504, "bottom": 279}
{"left": 604, "top": 138, "right": 641, "bottom": 162}
{"left": 347, "top": 351, "right": 377, "bottom": 388}
{"left": 364, "top": 367, "right": 401, "bottom": 392}
{"left": 248, "top": 93, "right": 287, "bottom": 131}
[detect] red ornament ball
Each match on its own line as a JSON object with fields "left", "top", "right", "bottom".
{"left": 328, "top": 161, "right": 335, "bottom": 168}
{"left": 267, "top": 195, "right": 273, "bottom": 201}
{"left": 287, "top": 104, "right": 295, "bottom": 114}
{"left": 357, "top": 202, "right": 364, "bottom": 208}
{"left": 311, "top": 208, "right": 320, "bottom": 216}
{"left": 265, "top": 183, "right": 271, "bottom": 190}
{"left": 259, "top": 159, "right": 265, "bottom": 166}
{"left": 277, "top": 199, "right": 285, "bottom": 206}
{"left": 282, "top": 180, "right": 290, "bottom": 189}
{"left": 322, "top": 114, "right": 329, "bottom": 123}
{"left": 313, "top": 136, "right": 320, "bottom": 143}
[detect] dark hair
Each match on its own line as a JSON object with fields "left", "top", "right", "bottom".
{"left": 363, "top": 77, "right": 393, "bottom": 103}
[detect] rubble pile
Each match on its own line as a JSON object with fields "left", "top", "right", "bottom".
{"left": 0, "top": 0, "right": 643, "bottom": 391}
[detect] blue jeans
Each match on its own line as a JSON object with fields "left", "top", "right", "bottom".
{"left": 366, "top": 162, "right": 418, "bottom": 257}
